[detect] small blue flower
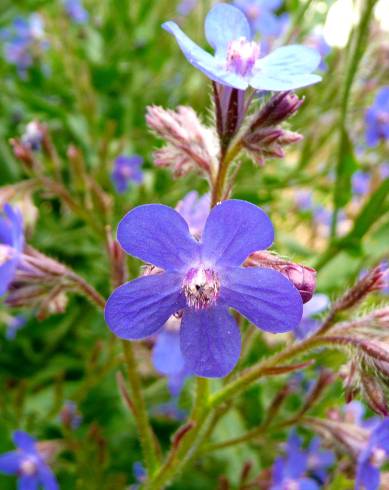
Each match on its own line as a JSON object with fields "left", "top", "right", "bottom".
{"left": 0, "top": 205, "right": 24, "bottom": 297}
{"left": 111, "top": 155, "right": 144, "bottom": 193}
{"left": 175, "top": 191, "right": 210, "bottom": 237}
{"left": 365, "top": 86, "right": 389, "bottom": 147}
{"left": 1, "top": 14, "right": 46, "bottom": 75}
{"left": 105, "top": 200, "right": 303, "bottom": 378}
{"left": 177, "top": 0, "right": 197, "bottom": 16}
{"left": 356, "top": 418, "right": 389, "bottom": 490}
{"left": 305, "top": 32, "right": 331, "bottom": 71}
{"left": 293, "top": 293, "right": 329, "bottom": 340}
{"left": 64, "top": 0, "right": 89, "bottom": 24}
{"left": 234, "top": 0, "right": 289, "bottom": 38}
{"left": 271, "top": 431, "right": 320, "bottom": 490}
{"left": 0, "top": 431, "right": 58, "bottom": 490}
{"left": 5, "top": 315, "right": 26, "bottom": 340}
{"left": 306, "top": 437, "right": 334, "bottom": 484}
{"left": 163, "top": 3, "right": 321, "bottom": 91}
{"left": 152, "top": 318, "right": 191, "bottom": 396}
{"left": 352, "top": 170, "right": 371, "bottom": 196}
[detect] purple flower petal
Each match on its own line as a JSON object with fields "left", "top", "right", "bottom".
{"left": 252, "top": 45, "right": 321, "bottom": 91}
{"left": 153, "top": 329, "right": 185, "bottom": 376}
{"left": 220, "top": 267, "right": 303, "bottom": 333}
{"left": 13, "top": 431, "right": 36, "bottom": 452}
{"left": 105, "top": 272, "right": 185, "bottom": 340}
{"left": 355, "top": 460, "right": 380, "bottom": 490}
{"left": 299, "top": 480, "right": 320, "bottom": 490}
{"left": 204, "top": 4, "right": 251, "bottom": 58}
{"left": 38, "top": 465, "right": 59, "bottom": 490}
{"left": 0, "top": 258, "right": 18, "bottom": 296}
{"left": 117, "top": 204, "right": 200, "bottom": 271}
{"left": 201, "top": 200, "right": 274, "bottom": 267}
{"left": 162, "top": 21, "right": 249, "bottom": 89}
{"left": 19, "top": 476, "right": 39, "bottom": 490}
{"left": 0, "top": 451, "right": 22, "bottom": 475}
{"left": 180, "top": 306, "right": 241, "bottom": 377}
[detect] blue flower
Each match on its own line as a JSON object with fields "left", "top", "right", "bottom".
{"left": 293, "top": 293, "right": 329, "bottom": 340}
{"left": 352, "top": 171, "right": 371, "bottom": 196}
{"left": 356, "top": 419, "right": 389, "bottom": 490}
{"left": 152, "top": 317, "right": 191, "bottom": 396}
{"left": 64, "top": 0, "right": 89, "bottom": 24}
{"left": 234, "top": 0, "right": 289, "bottom": 38}
{"left": 1, "top": 14, "right": 46, "bottom": 75}
{"left": 365, "top": 86, "right": 389, "bottom": 147}
{"left": 5, "top": 315, "right": 26, "bottom": 340}
{"left": 175, "top": 191, "right": 210, "bottom": 237}
{"left": 305, "top": 33, "right": 331, "bottom": 71}
{"left": 0, "top": 431, "right": 58, "bottom": 490}
{"left": 177, "top": 0, "right": 197, "bottom": 16}
{"left": 271, "top": 431, "right": 320, "bottom": 490}
{"left": 163, "top": 3, "right": 321, "bottom": 91}
{"left": 111, "top": 155, "right": 144, "bottom": 193}
{"left": 0, "top": 205, "right": 24, "bottom": 297}
{"left": 306, "top": 437, "right": 334, "bottom": 484}
{"left": 105, "top": 200, "right": 302, "bottom": 377}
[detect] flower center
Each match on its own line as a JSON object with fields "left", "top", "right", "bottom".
{"left": 20, "top": 457, "right": 38, "bottom": 476}
{"left": 370, "top": 447, "right": 387, "bottom": 468}
{"left": 377, "top": 111, "right": 389, "bottom": 125}
{"left": 183, "top": 265, "right": 220, "bottom": 309}
{"left": 0, "top": 244, "right": 13, "bottom": 266}
{"left": 226, "top": 37, "right": 260, "bottom": 77}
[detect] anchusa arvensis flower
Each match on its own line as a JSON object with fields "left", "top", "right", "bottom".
{"left": 111, "top": 155, "right": 144, "bottom": 193}
{"left": 365, "top": 86, "right": 389, "bottom": 147}
{"left": 0, "top": 204, "right": 24, "bottom": 296}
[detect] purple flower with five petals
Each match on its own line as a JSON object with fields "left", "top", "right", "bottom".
{"left": 271, "top": 431, "right": 320, "bottom": 490}
{"left": 234, "top": 0, "right": 289, "bottom": 38}
{"left": 111, "top": 155, "right": 144, "bottom": 194}
{"left": 356, "top": 418, "right": 389, "bottom": 490}
{"left": 0, "top": 431, "right": 58, "bottom": 490}
{"left": 162, "top": 3, "right": 321, "bottom": 91}
{"left": 105, "top": 200, "right": 302, "bottom": 378}
{"left": 365, "top": 86, "right": 389, "bottom": 147}
{"left": 0, "top": 205, "right": 24, "bottom": 296}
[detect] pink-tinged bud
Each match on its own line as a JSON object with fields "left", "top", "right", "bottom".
{"left": 146, "top": 105, "right": 219, "bottom": 180}
{"left": 250, "top": 91, "right": 304, "bottom": 129}
{"left": 106, "top": 226, "right": 126, "bottom": 288}
{"left": 334, "top": 266, "right": 388, "bottom": 313}
{"left": 360, "top": 373, "right": 389, "bottom": 416}
{"left": 213, "top": 83, "right": 246, "bottom": 150}
{"left": 241, "top": 91, "right": 304, "bottom": 166}
{"left": 245, "top": 251, "right": 317, "bottom": 303}
{"left": 10, "top": 138, "right": 36, "bottom": 169}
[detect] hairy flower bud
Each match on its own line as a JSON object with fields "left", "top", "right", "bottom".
{"left": 245, "top": 251, "right": 316, "bottom": 303}
{"left": 360, "top": 373, "right": 389, "bottom": 416}
{"left": 241, "top": 91, "right": 304, "bottom": 165}
{"left": 146, "top": 105, "right": 219, "bottom": 180}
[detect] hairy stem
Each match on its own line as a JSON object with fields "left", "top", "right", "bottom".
{"left": 122, "top": 341, "right": 160, "bottom": 476}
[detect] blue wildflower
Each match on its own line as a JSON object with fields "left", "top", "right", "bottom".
{"left": 64, "top": 0, "right": 89, "bottom": 24}
{"left": 175, "top": 191, "right": 210, "bottom": 237}
{"left": 352, "top": 170, "right": 371, "bottom": 196}
{"left": 152, "top": 317, "right": 191, "bottom": 396}
{"left": 163, "top": 3, "right": 321, "bottom": 91}
{"left": 177, "top": 0, "right": 197, "bottom": 16}
{"left": 1, "top": 14, "right": 45, "bottom": 75}
{"left": 5, "top": 315, "right": 26, "bottom": 340}
{"left": 365, "top": 86, "right": 389, "bottom": 147}
{"left": 305, "top": 32, "right": 331, "bottom": 71}
{"left": 356, "top": 419, "right": 389, "bottom": 490}
{"left": 0, "top": 431, "right": 58, "bottom": 490}
{"left": 0, "top": 205, "right": 24, "bottom": 296}
{"left": 111, "top": 155, "right": 144, "bottom": 193}
{"left": 105, "top": 200, "right": 302, "bottom": 377}
{"left": 306, "top": 437, "right": 334, "bottom": 484}
{"left": 271, "top": 431, "right": 320, "bottom": 490}
{"left": 293, "top": 293, "right": 329, "bottom": 340}
{"left": 234, "top": 0, "right": 289, "bottom": 38}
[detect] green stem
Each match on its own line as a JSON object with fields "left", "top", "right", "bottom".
{"left": 211, "top": 141, "right": 242, "bottom": 207}
{"left": 207, "top": 335, "right": 332, "bottom": 409}
{"left": 144, "top": 378, "right": 210, "bottom": 489}
{"left": 122, "top": 341, "right": 159, "bottom": 476}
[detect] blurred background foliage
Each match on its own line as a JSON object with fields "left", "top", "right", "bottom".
{"left": 0, "top": 0, "right": 388, "bottom": 488}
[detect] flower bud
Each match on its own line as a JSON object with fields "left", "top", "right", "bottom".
{"left": 360, "top": 373, "right": 389, "bottom": 416}
{"left": 245, "top": 251, "right": 316, "bottom": 303}
{"left": 146, "top": 105, "right": 219, "bottom": 180}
